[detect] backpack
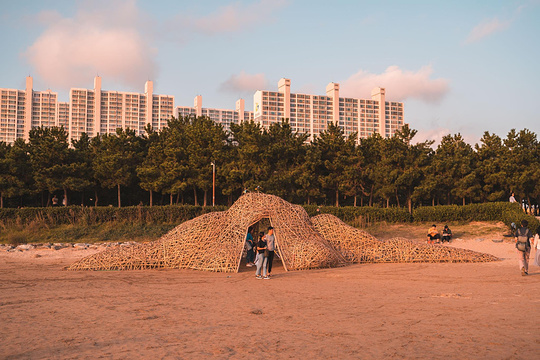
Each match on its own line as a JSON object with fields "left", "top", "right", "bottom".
{"left": 516, "top": 228, "right": 530, "bottom": 252}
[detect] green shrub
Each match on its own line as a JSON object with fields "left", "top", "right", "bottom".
{"left": 0, "top": 205, "right": 228, "bottom": 227}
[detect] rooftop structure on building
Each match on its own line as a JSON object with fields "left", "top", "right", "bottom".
{"left": 253, "top": 78, "right": 404, "bottom": 141}
{"left": 175, "top": 96, "right": 254, "bottom": 134}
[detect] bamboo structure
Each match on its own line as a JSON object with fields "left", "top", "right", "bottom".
{"left": 312, "top": 214, "right": 499, "bottom": 263}
{"left": 67, "top": 193, "right": 346, "bottom": 272}
{"left": 67, "top": 193, "right": 498, "bottom": 272}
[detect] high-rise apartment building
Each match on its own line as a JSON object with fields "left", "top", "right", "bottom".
{"left": 1, "top": 77, "right": 69, "bottom": 143}
{"left": 2, "top": 76, "right": 405, "bottom": 144}
{"left": 253, "top": 78, "right": 404, "bottom": 141}
{"left": 0, "top": 77, "right": 174, "bottom": 143}
{"left": 175, "top": 96, "right": 254, "bottom": 133}
{"left": 69, "top": 76, "right": 174, "bottom": 140}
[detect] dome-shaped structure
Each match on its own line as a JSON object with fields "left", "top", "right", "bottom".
{"left": 67, "top": 193, "right": 346, "bottom": 272}
{"left": 67, "top": 193, "right": 498, "bottom": 272}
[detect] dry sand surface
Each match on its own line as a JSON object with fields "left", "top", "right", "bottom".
{"left": 1, "top": 227, "right": 539, "bottom": 359}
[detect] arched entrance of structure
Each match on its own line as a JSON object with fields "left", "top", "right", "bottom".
{"left": 236, "top": 217, "right": 287, "bottom": 273}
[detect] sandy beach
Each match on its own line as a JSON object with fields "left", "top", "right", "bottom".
{"left": 1, "top": 237, "right": 539, "bottom": 359}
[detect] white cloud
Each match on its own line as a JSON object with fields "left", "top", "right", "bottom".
{"left": 414, "top": 128, "right": 480, "bottom": 148}
{"left": 464, "top": 5, "right": 526, "bottom": 44}
{"left": 465, "top": 17, "right": 511, "bottom": 44}
{"left": 23, "top": 0, "right": 156, "bottom": 90}
{"left": 180, "top": 0, "right": 288, "bottom": 35}
{"left": 219, "top": 71, "right": 268, "bottom": 93}
{"left": 340, "top": 65, "right": 449, "bottom": 103}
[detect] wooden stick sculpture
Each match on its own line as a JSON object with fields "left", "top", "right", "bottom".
{"left": 66, "top": 193, "right": 498, "bottom": 272}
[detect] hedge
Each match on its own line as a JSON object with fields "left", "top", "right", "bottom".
{"left": 0, "top": 202, "right": 537, "bottom": 233}
{"left": 0, "top": 205, "right": 228, "bottom": 227}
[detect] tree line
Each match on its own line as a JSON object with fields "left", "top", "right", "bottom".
{"left": 0, "top": 116, "right": 539, "bottom": 211}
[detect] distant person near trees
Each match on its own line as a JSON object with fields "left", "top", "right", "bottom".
{"left": 51, "top": 195, "right": 59, "bottom": 206}
{"left": 509, "top": 192, "right": 517, "bottom": 203}
{"left": 427, "top": 225, "right": 440, "bottom": 244}
{"left": 515, "top": 220, "right": 532, "bottom": 276}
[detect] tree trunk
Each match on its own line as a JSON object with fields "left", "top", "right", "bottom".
{"left": 94, "top": 189, "right": 99, "bottom": 207}
{"left": 203, "top": 190, "right": 208, "bottom": 207}
{"left": 408, "top": 196, "right": 412, "bottom": 215}
{"left": 335, "top": 189, "right": 339, "bottom": 207}
{"left": 307, "top": 195, "right": 311, "bottom": 205}
{"left": 193, "top": 187, "right": 198, "bottom": 206}
{"left": 360, "top": 196, "right": 364, "bottom": 207}
{"left": 395, "top": 189, "right": 400, "bottom": 207}
{"left": 386, "top": 198, "right": 390, "bottom": 208}
{"left": 170, "top": 193, "right": 173, "bottom": 205}
{"left": 0, "top": 194, "right": 3, "bottom": 208}
{"left": 117, "top": 184, "right": 121, "bottom": 208}
{"left": 181, "top": 193, "right": 185, "bottom": 205}
{"left": 149, "top": 190, "right": 153, "bottom": 207}
{"left": 64, "top": 188, "right": 68, "bottom": 206}
{"left": 462, "top": 197, "right": 466, "bottom": 206}
{"left": 354, "top": 195, "right": 357, "bottom": 207}
{"left": 369, "top": 185, "right": 374, "bottom": 207}
{"left": 432, "top": 197, "right": 435, "bottom": 206}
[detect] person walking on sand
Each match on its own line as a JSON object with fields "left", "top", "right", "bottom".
{"left": 515, "top": 220, "right": 532, "bottom": 276}
{"left": 263, "top": 226, "right": 275, "bottom": 277}
{"left": 255, "top": 232, "right": 268, "bottom": 279}
{"left": 245, "top": 226, "right": 255, "bottom": 267}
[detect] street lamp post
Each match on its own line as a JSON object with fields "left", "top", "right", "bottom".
{"left": 211, "top": 162, "right": 215, "bottom": 207}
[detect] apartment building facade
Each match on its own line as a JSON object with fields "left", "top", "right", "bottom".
{"left": 175, "top": 96, "right": 254, "bottom": 133}
{"left": 69, "top": 76, "right": 174, "bottom": 140}
{"left": 0, "top": 77, "right": 174, "bottom": 143}
{"left": 0, "top": 77, "right": 69, "bottom": 143}
{"left": 253, "top": 78, "right": 404, "bottom": 141}
{"left": 2, "top": 76, "right": 405, "bottom": 144}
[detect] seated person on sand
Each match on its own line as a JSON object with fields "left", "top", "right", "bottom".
{"left": 427, "top": 224, "right": 441, "bottom": 244}
{"left": 442, "top": 225, "right": 453, "bottom": 243}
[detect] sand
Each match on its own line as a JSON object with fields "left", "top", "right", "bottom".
{"left": 1, "top": 238, "right": 539, "bottom": 359}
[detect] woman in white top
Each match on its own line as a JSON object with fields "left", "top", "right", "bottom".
{"left": 534, "top": 230, "right": 540, "bottom": 267}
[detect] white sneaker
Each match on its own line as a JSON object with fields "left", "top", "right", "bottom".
{"left": 263, "top": 276, "right": 270, "bottom": 280}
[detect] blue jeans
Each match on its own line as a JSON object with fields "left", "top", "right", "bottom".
{"left": 255, "top": 253, "right": 267, "bottom": 276}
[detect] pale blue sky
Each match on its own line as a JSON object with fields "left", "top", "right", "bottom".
{"left": 1, "top": 0, "right": 539, "bottom": 143}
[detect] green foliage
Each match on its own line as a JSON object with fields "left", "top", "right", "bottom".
{"left": 2, "top": 122, "right": 540, "bottom": 211}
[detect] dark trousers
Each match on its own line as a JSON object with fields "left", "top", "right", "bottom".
{"left": 267, "top": 250, "right": 275, "bottom": 274}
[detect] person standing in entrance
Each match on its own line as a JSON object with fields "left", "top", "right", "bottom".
{"left": 255, "top": 232, "right": 268, "bottom": 279}
{"left": 264, "top": 226, "right": 275, "bottom": 277}
{"left": 245, "top": 226, "right": 255, "bottom": 267}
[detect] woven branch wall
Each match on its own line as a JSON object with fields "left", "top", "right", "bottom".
{"left": 67, "top": 193, "right": 347, "bottom": 272}
{"left": 312, "top": 214, "right": 499, "bottom": 263}
{"left": 67, "top": 194, "right": 498, "bottom": 272}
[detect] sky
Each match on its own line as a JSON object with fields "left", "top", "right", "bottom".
{"left": 1, "top": 0, "right": 539, "bottom": 144}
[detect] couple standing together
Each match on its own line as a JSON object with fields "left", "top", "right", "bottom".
{"left": 245, "top": 226, "right": 275, "bottom": 280}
